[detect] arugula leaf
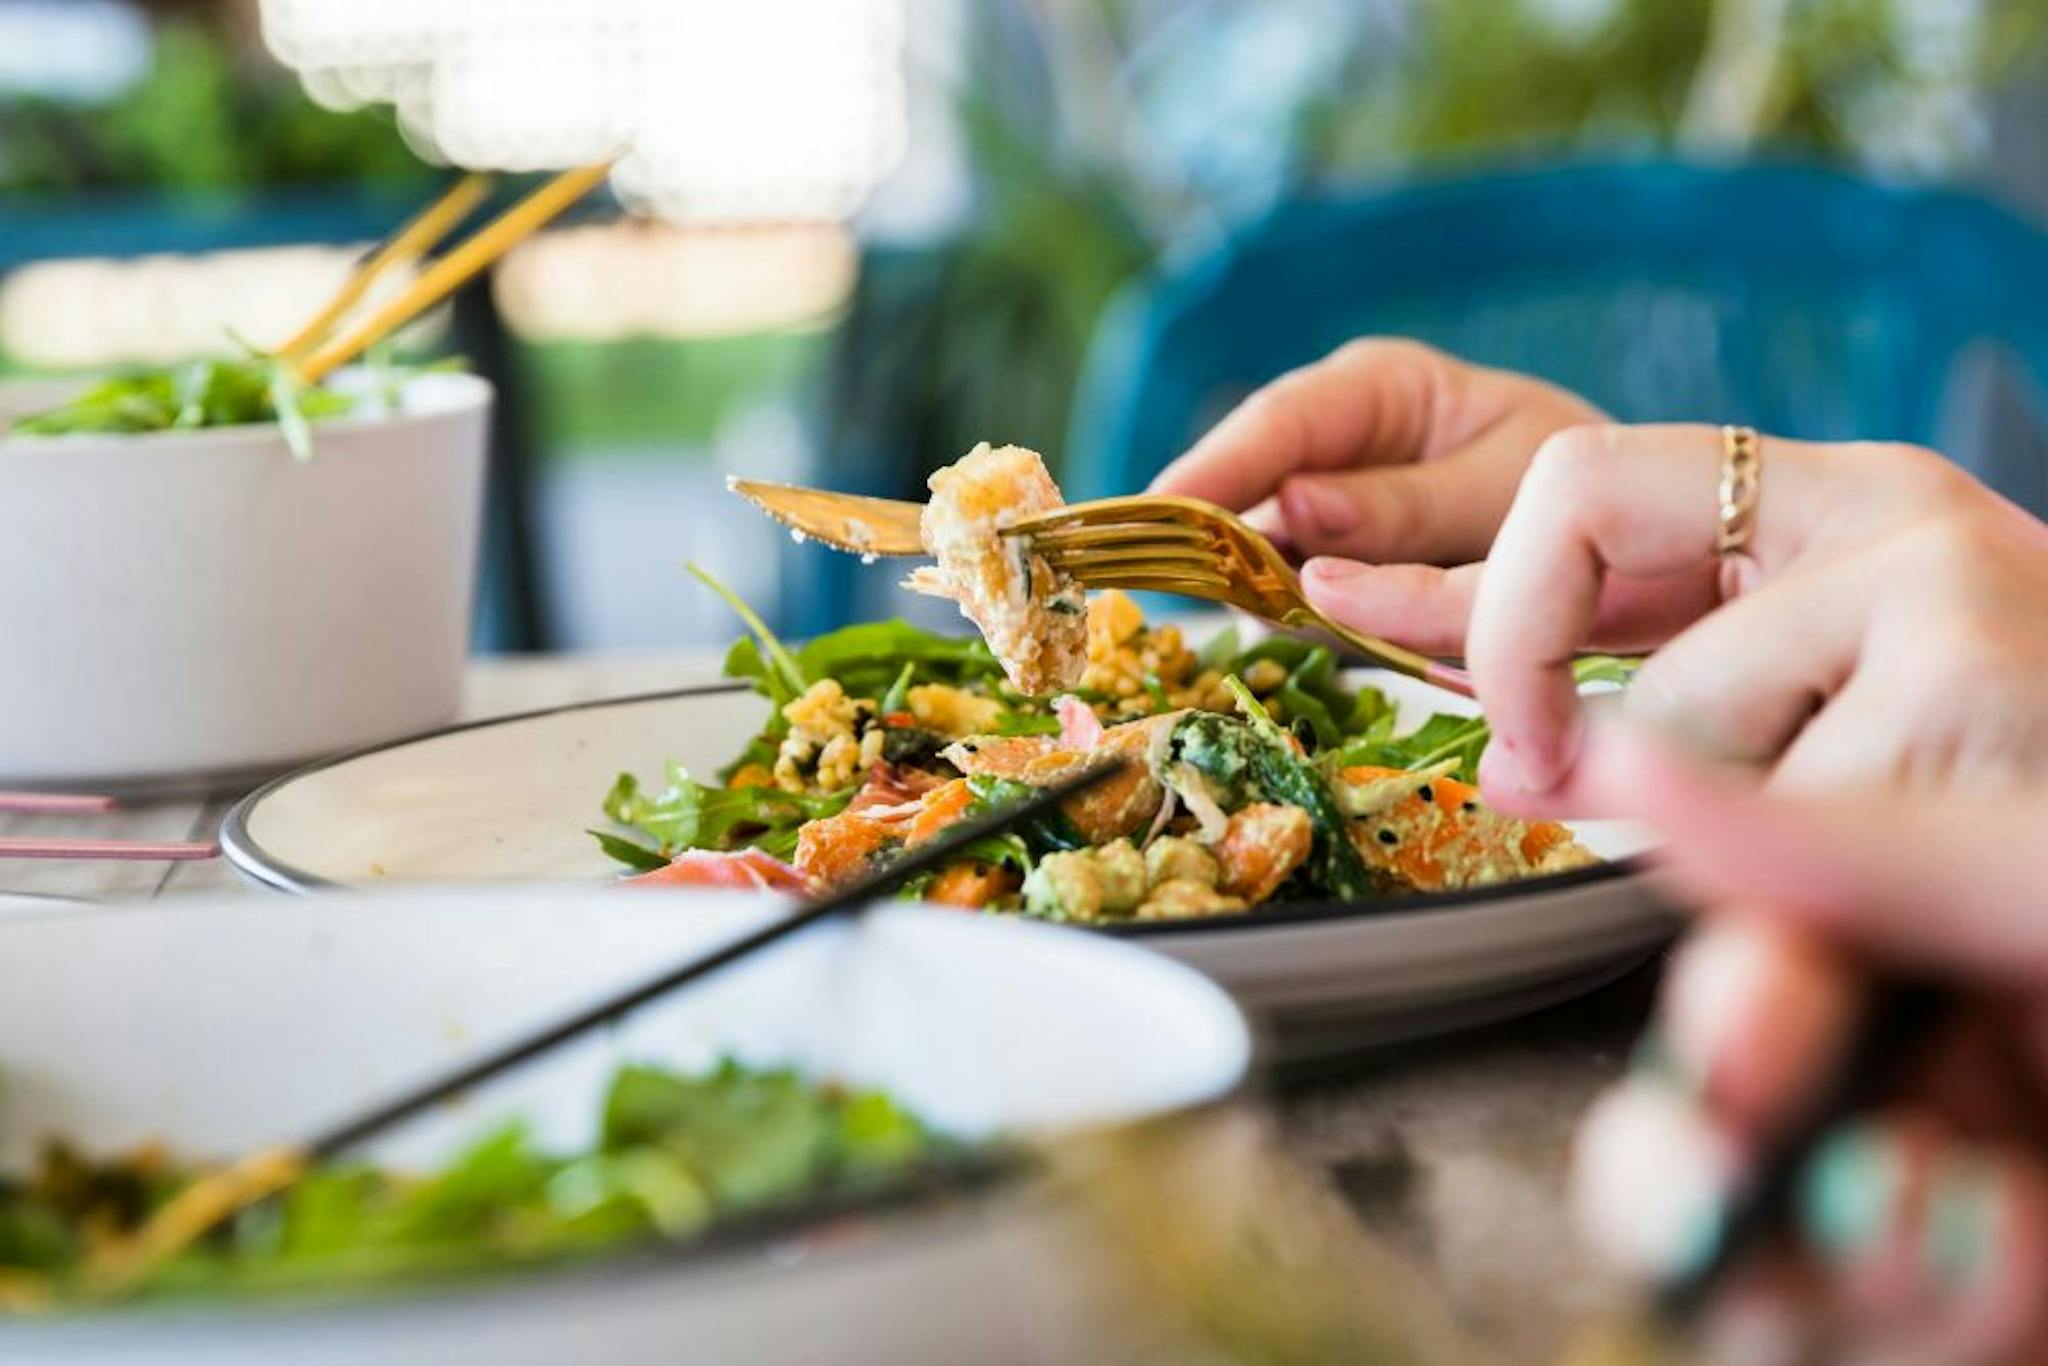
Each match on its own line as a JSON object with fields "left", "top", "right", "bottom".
{"left": 1196, "top": 624, "right": 1242, "bottom": 672}
{"left": 1325, "top": 654, "right": 1642, "bottom": 783}
{"left": 587, "top": 829, "right": 671, "bottom": 874}
{"left": 8, "top": 356, "right": 364, "bottom": 444}
{"left": 697, "top": 574, "right": 1006, "bottom": 712}
{"left": 1572, "top": 654, "right": 1643, "bottom": 688}
{"left": 989, "top": 711, "right": 1062, "bottom": 737}
{"left": 1331, "top": 711, "right": 1491, "bottom": 782}
{"left": 833, "top": 1090, "right": 933, "bottom": 1174}
{"left": 12, "top": 1059, "right": 945, "bottom": 1302}
{"left": 792, "top": 620, "right": 1005, "bottom": 700}
{"left": 1221, "top": 678, "right": 1375, "bottom": 899}
{"left": 390, "top": 1125, "right": 553, "bottom": 1241}
{"left": 1223, "top": 637, "right": 1382, "bottom": 749}
{"left": 963, "top": 775, "right": 1087, "bottom": 854}
{"left": 690, "top": 563, "right": 805, "bottom": 705}
{"left": 599, "top": 767, "right": 850, "bottom": 868}
{"left": 268, "top": 362, "right": 316, "bottom": 462}
{"left": 602, "top": 1061, "right": 834, "bottom": 1208}
{"left": 879, "top": 661, "right": 917, "bottom": 715}
{"left": 12, "top": 373, "right": 181, "bottom": 434}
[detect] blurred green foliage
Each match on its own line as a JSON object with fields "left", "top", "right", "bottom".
{"left": 1300, "top": 0, "right": 2044, "bottom": 166}
{"left": 521, "top": 332, "right": 828, "bottom": 454}
{"left": 0, "top": 21, "right": 426, "bottom": 192}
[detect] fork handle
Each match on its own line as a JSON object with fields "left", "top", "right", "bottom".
{"left": 1282, "top": 609, "right": 1476, "bottom": 700}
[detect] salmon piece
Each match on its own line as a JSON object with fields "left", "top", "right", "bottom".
{"left": 1517, "top": 818, "right": 1579, "bottom": 867}
{"left": 903, "top": 443, "right": 1087, "bottom": 694}
{"left": 1335, "top": 764, "right": 1594, "bottom": 891}
{"left": 1053, "top": 694, "right": 1103, "bottom": 750}
{"left": 925, "top": 860, "right": 1020, "bottom": 909}
{"left": 942, "top": 712, "right": 1176, "bottom": 843}
{"left": 905, "top": 778, "right": 975, "bottom": 845}
{"left": 1213, "top": 802, "right": 1312, "bottom": 903}
{"left": 793, "top": 809, "right": 900, "bottom": 885}
{"left": 626, "top": 848, "right": 810, "bottom": 893}
{"left": 846, "top": 764, "right": 947, "bottom": 814}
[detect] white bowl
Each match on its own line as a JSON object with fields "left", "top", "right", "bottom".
{"left": 0, "top": 372, "right": 490, "bottom": 793}
{"left": 0, "top": 889, "right": 1251, "bottom": 1364}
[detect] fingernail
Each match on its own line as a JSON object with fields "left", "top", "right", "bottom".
{"left": 1301, "top": 556, "right": 1366, "bottom": 586}
{"left": 1661, "top": 926, "right": 1765, "bottom": 1098}
{"left": 1699, "top": 1293, "right": 1805, "bottom": 1366}
{"left": 1281, "top": 478, "right": 1357, "bottom": 538}
{"left": 1923, "top": 1157, "right": 2007, "bottom": 1295}
{"left": 1478, "top": 715, "right": 1582, "bottom": 804}
{"left": 1799, "top": 1125, "right": 1904, "bottom": 1269}
{"left": 1479, "top": 741, "right": 1547, "bottom": 802}
{"left": 1629, "top": 1026, "right": 1693, "bottom": 1093}
{"left": 1573, "top": 1082, "right": 1733, "bottom": 1281}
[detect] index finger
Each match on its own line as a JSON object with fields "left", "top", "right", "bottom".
{"left": 1147, "top": 338, "right": 1460, "bottom": 509}
{"left": 1467, "top": 424, "right": 1734, "bottom": 808}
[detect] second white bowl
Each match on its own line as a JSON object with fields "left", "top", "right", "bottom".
{"left": 0, "top": 370, "right": 491, "bottom": 792}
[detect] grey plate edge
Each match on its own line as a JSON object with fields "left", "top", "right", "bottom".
{"left": 220, "top": 682, "right": 1656, "bottom": 933}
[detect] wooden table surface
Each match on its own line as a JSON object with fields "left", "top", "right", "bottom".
{"left": 0, "top": 651, "right": 1657, "bottom": 1360}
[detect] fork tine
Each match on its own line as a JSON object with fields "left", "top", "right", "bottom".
{"left": 1032, "top": 523, "right": 1211, "bottom": 554}
{"left": 1068, "top": 577, "right": 1236, "bottom": 601}
{"left": 1065, "top": 566, "right": 1235, "bottom": 594}
{"left": 1041, "top": 544, "right": 1216, "bottom": 574}
{"left": 1011, "top": 497, "right": 1192, "bottom": 534}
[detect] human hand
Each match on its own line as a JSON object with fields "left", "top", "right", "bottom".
{"left": 1572, "top": 727, "right": 2048, "bottom": 1365}
{"left": 1148, "top": 338, "right": 1603, "bottom": 566}
{"left": 1301, "top": 419, "right": 2048, "bottom": 814}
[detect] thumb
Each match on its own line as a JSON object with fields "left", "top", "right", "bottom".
{"left": 1577, "top": 721, "right": 2048, "bottom": 983}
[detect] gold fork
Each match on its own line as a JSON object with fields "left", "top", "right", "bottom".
{"left": 729, "top": 479, "right": 1474, "bottom": 697}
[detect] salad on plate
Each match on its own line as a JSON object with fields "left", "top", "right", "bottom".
{"left": 600, "top": 445, "right": 1626, "bottom": 923}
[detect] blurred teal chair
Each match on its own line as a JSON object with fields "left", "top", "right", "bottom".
{"left": 1067, "top": 159, "right": 2048, "bottom": 516}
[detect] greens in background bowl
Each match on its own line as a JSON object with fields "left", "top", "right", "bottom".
{"left": 6, "top": 353, "right": 462, "bottom": 459}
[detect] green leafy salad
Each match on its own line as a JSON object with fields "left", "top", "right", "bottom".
{"left": 599, "top": 572, "right": 1634, "bottom": 920}
{"left": 0, "top": 1060, "right": 945, "bottom": 1310}
{"left": 6, "top": 352, "right": 458, "bottom": 459}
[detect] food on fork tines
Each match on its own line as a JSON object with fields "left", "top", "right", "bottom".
{"left": 904, "top": 442, "right": 1087, "bottom": 695}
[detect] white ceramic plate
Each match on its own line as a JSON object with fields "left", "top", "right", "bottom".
{"left": 0, "top": 891, "right": 78, "bottom": 918}
{"left": 0, "top": 888, "right": 1249, "bottom": 1365}
{"left": 224, "top": 675, "right": 1672, "bottom": 1061}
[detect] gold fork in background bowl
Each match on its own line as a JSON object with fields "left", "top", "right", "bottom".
{"left": 727, "top": 479, "right": 1475, "bottom": 698}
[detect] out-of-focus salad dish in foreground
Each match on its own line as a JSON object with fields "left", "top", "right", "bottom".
{"left": 600, "top": 444, "right": 1627, "bottom": 922}
{"left": 0, "top": 1060, "right": 946, "bottom": 1311}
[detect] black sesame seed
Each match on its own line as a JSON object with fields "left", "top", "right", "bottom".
{"left": 1417, "top": 784, "right": 1433, "bottom": 803}
{"left": 1461, "top": 801, "right": 1478, "bottom": 814}
{"left": 1376, "top": 829, "right": 1397, "bottom": 846}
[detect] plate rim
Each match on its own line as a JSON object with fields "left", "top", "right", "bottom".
{"left": 221, "top": 682, "right": 1651, "bottom": 928}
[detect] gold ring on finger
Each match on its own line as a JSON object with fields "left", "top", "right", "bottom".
{"left": 1716, "top": 425, "right": 1761, "bottom": 556}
